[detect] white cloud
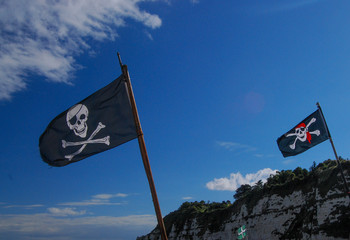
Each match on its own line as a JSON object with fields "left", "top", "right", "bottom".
{"left": 206, "top": 168, "right": 278, "bottom": 191}
{"left": 0, "top": 0, "right": 162, "bottom": 100}
{"left": 47, "top": 207, "right": 86, "bottom": 217}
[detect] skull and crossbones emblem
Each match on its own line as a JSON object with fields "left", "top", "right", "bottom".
{"left": 286, "top": 117, "right": 320, "bottom": 149}
{"left": 62, "top": 104, "right": 110, "bottom": 161}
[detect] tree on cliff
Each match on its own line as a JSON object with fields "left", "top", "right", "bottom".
{"left": 233, "top": 184, "right": 252, "bottom": 200}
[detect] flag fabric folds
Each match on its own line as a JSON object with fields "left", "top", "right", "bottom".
{"left": 277, "top": 109, "right": 329, "bottom": 157}
{"left": 39, "top": 75, "right": 138, "bottom": 167}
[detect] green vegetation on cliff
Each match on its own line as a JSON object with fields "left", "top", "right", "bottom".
{"left": 232, "top": 158, "right": 349, "bottom": 218}
{"left": 163, "top": 200, "right": 233, "bottom": 236}
{"left": 146, "top": 159, "right": 349, "bottom": 239}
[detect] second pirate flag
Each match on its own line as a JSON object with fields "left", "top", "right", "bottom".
{"left": 277, "top": 109, "right": 329, "bottom": 157}
{"left": 39, "top": 74, "right": 138, "bottom": 167}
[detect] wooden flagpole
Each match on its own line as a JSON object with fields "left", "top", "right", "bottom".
{"left": 117, "top": 53, "right": 168, "bottom": 240}
{"left": 316, "top": 102, "right": 350, "bottom": 196}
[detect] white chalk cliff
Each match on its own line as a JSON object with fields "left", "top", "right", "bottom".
{"left": 138, "top": 160, "right": 350, "bottom": 240}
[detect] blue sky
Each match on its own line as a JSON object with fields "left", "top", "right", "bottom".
{"left": 1, "top": 0, "right": 350, "bottom": 239}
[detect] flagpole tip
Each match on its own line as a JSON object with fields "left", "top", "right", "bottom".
{"left": 316, "top": 102, "right": 320, "bottom": 108}
{"left": 117, "top": 52, "right": 123, "bottom": 69}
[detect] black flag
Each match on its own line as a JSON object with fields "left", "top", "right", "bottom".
{"left": 277, "top": 109, "right": 329, "bottom": 157}
{"left": 39, "top": 75, "right": 138, "bottom": 167}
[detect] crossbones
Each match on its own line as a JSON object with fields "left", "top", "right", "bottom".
{"left": 62, "top": 122, "right": 110, "bottom": 161}
{"left": 62, "top": 136, "right": 110, "bottom": 148}
{"left": 286, "top": 117, "right": 320, "bottom": 149}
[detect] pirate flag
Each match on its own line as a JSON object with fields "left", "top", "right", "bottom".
{"left": 277, "top": 109, "right": 329, "bottom": 157}
{"left": 39, "top": 75, "right": 138, "bottom": 167}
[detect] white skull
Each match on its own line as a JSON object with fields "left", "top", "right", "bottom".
{"left": 66, "top": 104, "right": 89, "bottom": 138}
{"left": 295, "top": 124, "right": 307, "bottom": 142}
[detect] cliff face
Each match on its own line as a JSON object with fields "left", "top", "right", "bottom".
{"left": 138, "top": 161, "right": 350, "bottom": 240}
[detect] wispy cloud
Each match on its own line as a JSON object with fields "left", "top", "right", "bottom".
{"left": 217, "top": 141, "right": 256, "bottom": 153}
{"left": 59, "top": 193, "right": 128, "bottom": 207}
{"left": 144, "top": 30, "right": 154, "bottom": 40}
{"left": 182, "top": 196, "right": 193, "bottom": 200}
{"left": 47, "top": 207, "right": 86, "bottom": 217}
{"left": 0, "top": 213, "right": 156, "bottom": 240}
{"left": 254, "top": 153, "right": 275, "bottom": 158}
{"left": 217, "top": 141, "right": 274, "bottom": 159}
{"left": 0, "top": 0, "right": 162, "bottom": 100}
{"left": 259, "top": 0, "right": 322, "bottom": 13}
{"left": 283, "top": 159, "right": 296, "bottom": 165}
{"left": 206, "top": 168, "right": 278, "bottom": 191}
{"left": 243, "top": 91, "right": 265, "bottom": 114}
{"left": 3, "top": 204, "right": 44, "bottom": 209}
{"left": 0, "top": 193, "right": 153, "bottom": 238}
{"left": 92, "top": 193, "right": 128, "bottom": 199}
